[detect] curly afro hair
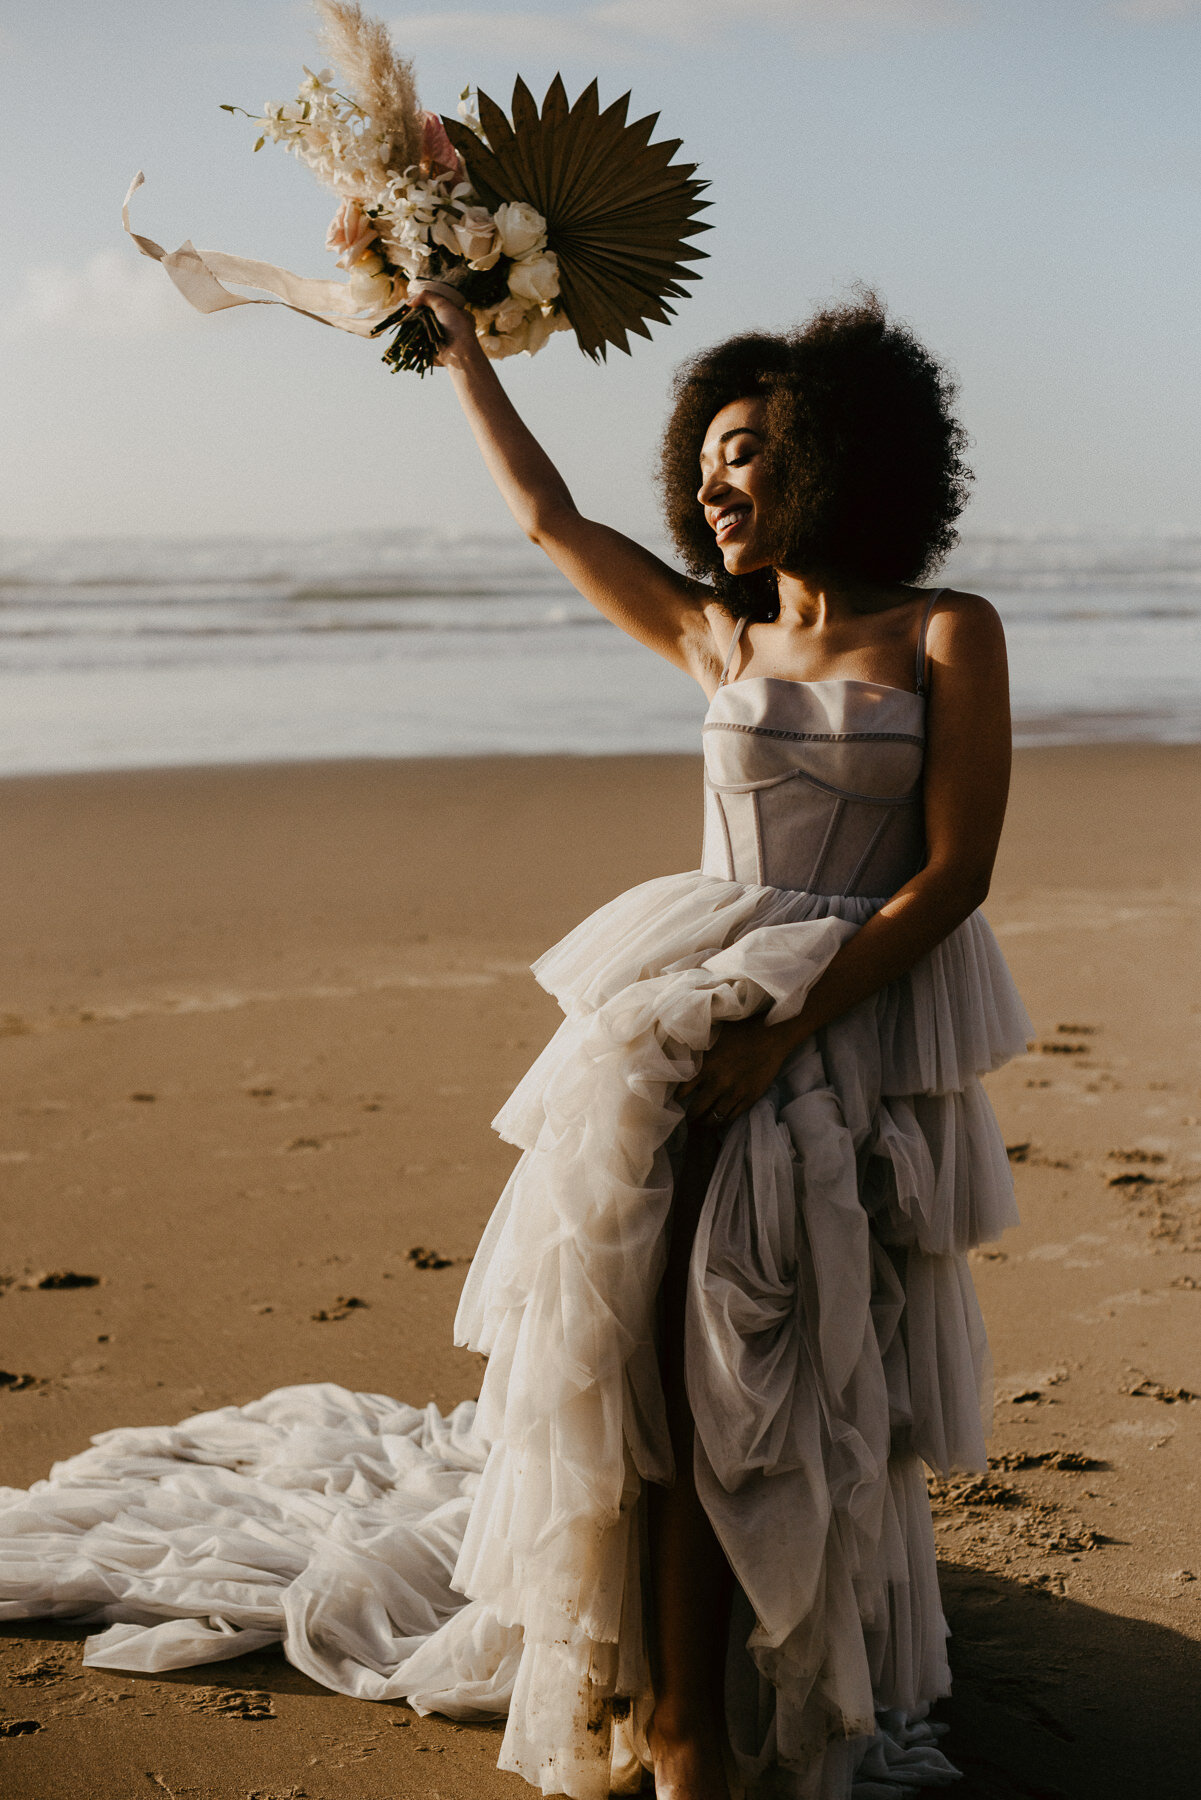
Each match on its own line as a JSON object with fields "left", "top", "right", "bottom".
{"left": 658, "top": 292, "right": 972, "bottom": 619}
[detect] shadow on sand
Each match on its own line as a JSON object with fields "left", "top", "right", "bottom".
{"left": 935, "top": 1561, "right": 1201, "bottom": 1799}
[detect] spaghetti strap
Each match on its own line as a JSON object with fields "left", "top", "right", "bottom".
{"left": 717, "top": 615, "right": 748, "bottom": 688}
{"left": 914, "top": 588, "right": 944, "bottom": 697}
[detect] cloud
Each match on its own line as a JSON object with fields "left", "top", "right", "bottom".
{"left": 394, "top": 0, "right": 972, "bottom": 60}
{"left": 0, "top": 249, "right": 193, "bottom": 340}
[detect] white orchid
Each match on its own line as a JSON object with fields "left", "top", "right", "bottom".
{"left": 457, "top": 86, "right": 486, "bottom": 141}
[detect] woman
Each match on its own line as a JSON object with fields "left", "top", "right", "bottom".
{"left": 425, "top": 290, "right": 1029, "bottom": 1798}
{"left": 0, "top": 295, "right": 1030, "bottom": 1800}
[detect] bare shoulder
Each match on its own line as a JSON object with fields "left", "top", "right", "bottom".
{"left": 925, "top": 587, "right": 1007, "bottom": 667}
{"left": 923, "top": 587, "right": 1010, "bottom": 745}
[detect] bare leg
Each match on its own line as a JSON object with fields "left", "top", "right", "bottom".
{"left": 647, "top": 1124, "right": 734, "bottom": 1800}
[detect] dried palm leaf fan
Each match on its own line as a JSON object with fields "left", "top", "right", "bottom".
{"left": 380, "top": 76, "right": 709, "bottom": 370}
{"left": 442, "top": 77, "right": 710, "bottom": 360}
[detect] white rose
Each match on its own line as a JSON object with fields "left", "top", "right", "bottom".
{"left": 490, "top": 294, "right": 530, "bottom": 335}
{"left": 481, "top": 319, "right": 530, "bottom": 359}
{"left": 349, "top": 265, "right": 397, "bottom": 310}
{"left": 494, "top": 201, "right": 546, "bottom": 260}
{"left": 508, "top": 249, "right": 560, "bottom": 305}
{"left": 523, "top": 307, "right": 557, "bottom": 356}
{"left": 450, "top": 205, "right": 501, "bottom": 270}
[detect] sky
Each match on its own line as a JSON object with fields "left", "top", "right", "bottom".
{"left": 2, "top": 0, "right": 1200, "bottom": 544}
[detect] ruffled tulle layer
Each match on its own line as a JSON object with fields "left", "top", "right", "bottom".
{"left": 533, "top": 870, "right": 1030, "bottom": 1099}
{"left": 0, "top": 868, "right": 1030, "bottom": 1800}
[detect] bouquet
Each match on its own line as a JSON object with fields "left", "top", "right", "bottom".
{"left": 124, "top": 0, "right": 709, "bottom": 375}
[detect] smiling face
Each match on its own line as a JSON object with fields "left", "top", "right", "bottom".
{"left": 696, "top": 396, "right": 778, "bottom": 576}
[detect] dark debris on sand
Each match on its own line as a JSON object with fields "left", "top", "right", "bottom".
{"left": 0, "top": 1370, "right": 44, "bottom": 1392}
{"left": 407, "top": 1245, "right": 454, "bottom": 1270}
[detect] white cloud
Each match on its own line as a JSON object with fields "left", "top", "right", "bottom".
{"left": 0, "top": 249, "right": 193, "bottom": 340}
{"left": 395, "top": 0, "right": 972, "bottom": 60}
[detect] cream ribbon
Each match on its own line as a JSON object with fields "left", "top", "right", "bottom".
{"left": 121, "top": 171, "right": 394, "bottom": 338}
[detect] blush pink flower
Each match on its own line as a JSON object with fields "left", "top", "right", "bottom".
{"left": 325, "top": 198, "right": 378, "bottom": 269}
{"left": 420, "top": 110, "right": 464, "bottom": 179}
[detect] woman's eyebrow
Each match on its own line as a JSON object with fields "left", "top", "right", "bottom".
{"left": 700, "top": 425, "right": 763, "bottom": 469}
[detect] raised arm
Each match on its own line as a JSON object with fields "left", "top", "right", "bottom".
{"left": 417, "top": 291, "right": 725, "bottom": 684}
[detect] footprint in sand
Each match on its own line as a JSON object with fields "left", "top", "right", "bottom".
{"left": 1006, "top": 1141, "right": 1076, "bottom": 1170}
{"left": 12, "top": 1653, "right": 69, "bottom": 1686}
{"left": 0, "top": 1719, "right": 43, "bottom": 1736}
{"left": 1122, "top": 1373, "right": 1197, "bottom": 1404}
{"left": 311, "top": 1296, "right": 369, "bottom": 1322}
{"left": 997, "top": 1367, "right": 1069, "bottom": 1405}
{"left": 927, "top": 1474, "right": 1025, "bottom": 1510}
{"left": 989, "top": 1450, "right": 1106, "bottom": 1472}
{"left": 184, "top": 1687, "right": 275, "bottom": 1720}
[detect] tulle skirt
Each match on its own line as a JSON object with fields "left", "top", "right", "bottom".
{"left": 0, "top": 869, "right": 1031, "bottom": 1800}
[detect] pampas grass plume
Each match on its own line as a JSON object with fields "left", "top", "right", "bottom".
{"left": 313, "top": 0, "right": 424, "bottom": 173}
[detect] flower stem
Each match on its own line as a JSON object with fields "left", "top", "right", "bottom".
{"left": 372, "top": 303, "right": 447, "bottom": 376}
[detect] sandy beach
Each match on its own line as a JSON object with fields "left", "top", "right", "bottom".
{"left": 1, "top": 744, "right": 1199, "bottom": 1800}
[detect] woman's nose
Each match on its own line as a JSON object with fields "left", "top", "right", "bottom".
{"left": 697, "top": 467, "right": 728, "bottom": 506}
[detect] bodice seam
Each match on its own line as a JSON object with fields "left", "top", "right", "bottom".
{"left": 709, "top": 720, "right": 929, "bottom": 748}
{"left": 704, "top": 721, "right": 924, "bottom": 748}
{"left": 707, "top": 764, "right": 922, "bottom": 805}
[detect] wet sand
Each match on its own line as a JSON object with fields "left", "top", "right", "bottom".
{"left": 1, "top": 745, "right": 1199, "bottom": 1799}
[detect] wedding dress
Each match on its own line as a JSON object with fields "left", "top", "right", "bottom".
{"left": 0, "top": 591, "right": 1031, "bottom": 1799}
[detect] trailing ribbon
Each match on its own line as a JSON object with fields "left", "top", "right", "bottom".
{"left": 121, "top": 171, "right": 391, "bottom": 338}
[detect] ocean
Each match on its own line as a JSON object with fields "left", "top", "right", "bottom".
{"left": 0, "top": 529, "right": 1196, "bottom": 775}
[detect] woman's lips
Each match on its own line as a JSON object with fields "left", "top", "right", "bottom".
{"left": 714, "top": 506, "right": 750, "bottom": 544}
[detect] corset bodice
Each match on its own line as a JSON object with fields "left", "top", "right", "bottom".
{"left": 701, "top": 676, "right": 927, "bottom": 897}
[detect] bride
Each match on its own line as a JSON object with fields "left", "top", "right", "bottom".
{"left": 0, "top": 292, "right": 1031, "bottom": 1800}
